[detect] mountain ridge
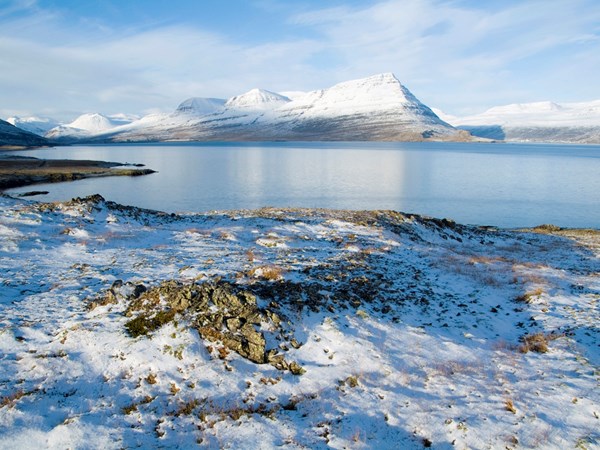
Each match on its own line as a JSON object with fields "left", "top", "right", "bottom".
{"left": 7, "top": 74, "right": 599, "bottom": 144}
{"left": 436, "top": 99, "right": 600, "bottom": 143}
{"left": 76, "top": 73, "right": 467, "bottom": 143}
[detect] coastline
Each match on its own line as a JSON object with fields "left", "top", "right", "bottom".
{"left": 0, "top": 154, "right": 156, "bottom": 191}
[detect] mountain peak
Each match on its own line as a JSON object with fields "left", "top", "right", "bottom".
{"left": 176, "top": 97, "right": 226, "bottom": 115}
{"left": 69, "top": 113, "right": 115, "bottom": 132}
{"left": 225, "top": 89, "right": 291, "bottom": 110}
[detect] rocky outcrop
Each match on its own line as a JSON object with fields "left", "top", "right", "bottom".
{"left": 114, "top": 279, "right": 304, "bottom": 374}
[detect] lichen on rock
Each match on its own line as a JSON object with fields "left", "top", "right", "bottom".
{"left": 115, "top": 279, "right": 304, "bottom": 373}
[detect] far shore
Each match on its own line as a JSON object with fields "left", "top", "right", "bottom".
{"left": 0, "top": 153, "right": 155, "bottom": 192}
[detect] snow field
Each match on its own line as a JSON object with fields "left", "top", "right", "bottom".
{"left": 0, "top": 195, "right": 598, "bottom": 449}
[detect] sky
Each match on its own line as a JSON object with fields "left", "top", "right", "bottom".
{"left": 1, "top": 0, "right": 599, "bottom": 121}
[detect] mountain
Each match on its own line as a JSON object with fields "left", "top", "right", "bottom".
{"left": 175, "top": 98, "right": 226, "bottom": 115}
{"left": 224, "top": 89, "right": 290, "bottom": 110}
{"left": 78, "top": 73, "right": 469, "bottom": 143}
{"left": 0, "top": 118, "right": 49, "bottom": 147}
{"left": 45, "top": 113, "right": 137, "bottom": 141}
{"left": 6, "top": 116, "right": 60, "bottom": 136}
{"left": 437, "top": 100, "right": 600, "bottom": 143}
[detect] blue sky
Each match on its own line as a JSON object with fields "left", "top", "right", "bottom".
{"left": 1, "top": 0, "right": 599, "bottom": 120}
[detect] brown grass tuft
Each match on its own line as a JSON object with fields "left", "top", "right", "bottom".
{"left": 505, "top": 399, "right": 517, "bottom": 414}
{"left": 515, "top": 288, "right": 544, "bottom": 303}
{"left": 518, "top": 331, "right": 564, "bottom": 354}
{"left": 247, "top": 265, "right": 284, "bottom": 281}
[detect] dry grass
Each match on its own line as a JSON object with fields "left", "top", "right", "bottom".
{"left": 146, "top": 373, "right": 157, "bottom": 385}
{"left": 122, "top": 403, "right": 138, "bottom": 415}
{"left": 247, "top": 265, "right": 284, "bottom": 281}
{"left": 0, "top": 390, "right": 27, "bottom": 408}
{"left": 518, "top": 331, "right": 564, "bottom": 353}
{"left": 440, "top": 253, "right": 509, "bottom": 287}
{"left": 515, "top": 288, "right": 544, "bottom": 303}
{"left": 505, "top": 399, "right": 517, "bottom": 414}
{"left": 344, "top": 375, "right": 360, "bottom": 388}
{"left": 468, "top": 255, "right": 512, "bottom": 265}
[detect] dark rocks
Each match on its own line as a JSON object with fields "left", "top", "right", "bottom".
{"left": 17, "top": 191, "right": 49, "bottom": 197}
{"left": 119, "top": 279, "right": 304, "bottom": 374}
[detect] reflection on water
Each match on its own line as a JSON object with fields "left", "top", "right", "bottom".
{"left": 9, "top": 142, "right": 600, "bottom": 228}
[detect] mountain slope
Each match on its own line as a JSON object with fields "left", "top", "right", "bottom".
{"left": 89, "top": 73, "right": 469, "bottom": 143}
{"left": 6, "top": 116, "right": 60, "bottom": 136}
{"left": 438, "top": 100, "right": 600, "bottom": 143}
{"left": 45, "top": 113, "right": 136, "bottom": 142}
{"left": 0, "top": 119, "right": 49, "bottom": 147}
{"left": 225, "top": 89, "right": 290, "bottom": 110}
{"left": 175, "top": 97, "right": 226, "bottom": 115}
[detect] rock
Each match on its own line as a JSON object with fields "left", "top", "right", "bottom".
{"left": 289, "top": 361, "right": 306, "bottom": 375}
{"left": 226, "top": 317, "right": 242, "bottom": 332}
{"left": 120, "top": 278, "right": 305, "bottom": 373}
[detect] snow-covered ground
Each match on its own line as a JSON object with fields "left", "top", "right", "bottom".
{"left": 0, "top": 194, "right": 598, "bottom": 449}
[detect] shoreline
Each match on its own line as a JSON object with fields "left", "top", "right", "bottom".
{"left": 0, "top": 154, "right": 156, "bottom": 191}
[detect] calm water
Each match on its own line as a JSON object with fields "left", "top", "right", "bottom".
{"left": 9, "top": 142, "right": 600, "bottom": 228}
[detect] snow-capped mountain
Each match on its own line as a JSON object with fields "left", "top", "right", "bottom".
{"left": 175, "top": 98, "right": 226, "bottom": 115}
{"left": 437, "top": 100, "right": 600, "bottom": 143}
{"left": 224, "top": 89, "right": 290, "bottom": 110}
{"left": 6, "top": 116, "right": 60, "bottom": 136}
{"left": 46, "top": 113, "right": 137, "bottom": 141}
{"left": 87, "top": 73, "right": 467, "bottom": 143}
{"left": 0, "top": 119, "right": 49, "bottom": 146}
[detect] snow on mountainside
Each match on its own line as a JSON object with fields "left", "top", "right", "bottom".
{"left": 279, "top": 91, "right": 308, "bottom": 101}
{"left": 437, "top": 100, "right": 600, "bottom": 143}
{"left": 69, "top": 113, "right": 117, "bottom": 132}
{"left": 280, "top": 73, "right": 430, "bottom": 116}
{"left": 175, "top": 97, "right": 226, "bottom": 115}
{"left": 225, "top": 89, "right": 290, "bottom": 110}
{"left": 0, "top": 119, "right": 49, "bottom": 146}
{"left": 45, "top": 113, "right": 136, "bottom": 141}
{"left": 6, "top": 116, "right": 60, "bottom": 136}
{"left": 92, "top": 73, "right": 466, "bottom": 143}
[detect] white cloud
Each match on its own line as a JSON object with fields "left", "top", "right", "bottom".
{"left": 289, "top": 0, "right": 600, "bottom": 114}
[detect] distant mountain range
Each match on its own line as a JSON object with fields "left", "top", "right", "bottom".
{"left": 434, "top": 100, "right": 600, "bottom": 143}
{"left": 40, "top": 73, "right": 467, "bottom": 143}
{"left": 2, "top": 73, "right": 599, "bottom": 146}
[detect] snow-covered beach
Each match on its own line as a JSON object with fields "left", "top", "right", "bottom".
{"left": 1, "top": 194, "right": 598, "bottom": 449}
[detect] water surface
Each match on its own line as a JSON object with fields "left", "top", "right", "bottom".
{"left": 9, "top": 141, "right": 600, "bottom": 228}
